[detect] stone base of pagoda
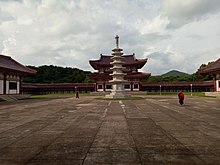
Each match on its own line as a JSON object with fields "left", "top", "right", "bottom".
{"left": 105, "top": 91, "right": 130, "bottom": 98}
{"left": 105, "top": 84, "right": 131, "bottom": 98}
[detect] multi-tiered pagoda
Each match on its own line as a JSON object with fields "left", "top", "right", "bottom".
{"left": 89, "top": 36, "right": 151, "bottom": 92}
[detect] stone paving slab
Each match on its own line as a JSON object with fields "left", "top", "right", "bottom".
{"left": 0, "top": 95, "right": 219, "bottom": 164}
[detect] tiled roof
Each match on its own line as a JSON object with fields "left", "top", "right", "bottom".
{"left": 0, "top": 54, "right": 36, "bottom": 75}
{"left": 200, "top": 58, "right": 220, "bottom": 74}
{"left": 141, "top": 81, "right": 213, "bottom": 87}
{"left": 22, "top": 83, "right": 95, "bottom": 89}
{"left": 89, "top": 54, "right": 148, "bottom": 70}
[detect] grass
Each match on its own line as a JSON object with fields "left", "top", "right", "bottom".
{"left": 184, "top": 92, "right": 206, "bottom": 97}
{"left": 133, "top": 92, "right": 207, "bottom": 97}
{"left": 31, "top": 93, "right": 90, "bottom": 99}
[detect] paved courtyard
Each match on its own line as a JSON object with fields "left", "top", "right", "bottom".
{"left": 0, "top": 95, "right": 220, "bottom": 165}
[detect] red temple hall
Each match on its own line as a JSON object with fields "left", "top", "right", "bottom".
{"left": 89, "top": 53, "right": 151, "bottom": 92}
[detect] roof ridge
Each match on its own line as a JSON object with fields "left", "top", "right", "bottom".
{"left": 0, "top": 54, "right": 11, "bottom": 58}
{"left": 200, "top": 58, "right": 220, "bottom": 73}
{"left": 206, "top": 58, "right": 220, "bottom": 67}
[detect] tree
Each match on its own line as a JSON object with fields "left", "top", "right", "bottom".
{"left": 23, "top": 65, "right": 92, "bottom": 83}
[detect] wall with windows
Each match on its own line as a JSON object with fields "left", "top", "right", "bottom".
{"left": 96, "top": 82, "right": 140, "bottom": 92}
{"left": 0, "top": 74, "right": 20, "bottom": 95}
{"left": 105, "top": 84, "right": 112, "bottom": 92}
{"left": 6, "top": 81, "right": 19, "bottom": 94}
{"left": 133, "top": 83, "right": 139, "bottom": 91}
{"left": 97, "top": 84, "right": 103, "bottom": 92}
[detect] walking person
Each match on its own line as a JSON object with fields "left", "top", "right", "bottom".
{"left": 76, "top": 91, "right": 79, "bottom": 99}
{"left": 178, "top": 91, "right": 184, "bottom": 106}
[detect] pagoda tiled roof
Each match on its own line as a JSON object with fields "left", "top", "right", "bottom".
{"left": 200, "top": 58, "right": 220, "bottom": 74}
{"left": 125, "top": 72, "right": 151, "bottom": 79}
{"left": 0, "top": 54, "right": 36, "bottom": 75}
{"left": 89, "top": 54, "right": 147, "bottom": 70}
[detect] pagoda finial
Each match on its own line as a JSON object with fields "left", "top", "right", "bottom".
{"left": 115, "top": 35, "right": 119, "bottom": 48}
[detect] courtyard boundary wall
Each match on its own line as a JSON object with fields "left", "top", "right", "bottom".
{"left": 21, "top": 81, "right": 214, "bottom": 95}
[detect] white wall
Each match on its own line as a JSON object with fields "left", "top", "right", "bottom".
{"left": 216, "top": 80, "right": 220, "bottom": 92}
{"left": 17, "top": 81, "right": 20, "bottom": 94}
{"left": 0, "top": 74, "right": 20, "bottom": 95}
{"left": 0, "top": 80, "right": 3, "bottom": 94}
{"left": 6, "top": 81, "right": 9, "bottom": 94}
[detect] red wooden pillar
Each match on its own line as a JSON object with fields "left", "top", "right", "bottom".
{"left": 213, "top": 78, "right": 216, "bottom": 92}
{"left": 19, "top": 76, "right": 22, "bottom": 94}
{"left": 95, "top": 83, "right": 97, "bottom": 92}
{"left": 139, "top": 82, "right": 142, "bottom": 91}
{"left": 103, "top": 82, "right": 106, "bottom": 92}
{"left": 3, "top": 74, "right": 6, "bottom": 95}
{"left": 130, "top": 81, "right": 133, "bottom": 91}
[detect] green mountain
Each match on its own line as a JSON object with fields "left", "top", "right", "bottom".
{"left": 161, "top": 70, "right": 190, "bottom": 77}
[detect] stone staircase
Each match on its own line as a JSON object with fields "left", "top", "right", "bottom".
{"left": 205, "top": 92, "right": 220, "bottom": 97}
{"left": 0, "top": 94, "right": 31, "bottom": 102}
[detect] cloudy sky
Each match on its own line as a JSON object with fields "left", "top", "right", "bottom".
{"left": 1, "top": 0, "right": 220, "bottom": 75}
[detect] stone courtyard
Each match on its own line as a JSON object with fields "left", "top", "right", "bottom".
{"left": 0, "top": 95, "right": 219, "bottom": 165}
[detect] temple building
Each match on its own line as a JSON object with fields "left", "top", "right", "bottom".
{"left": 200, "top": 58, "right": 220, "bottom": 92}
{"left": 0, "top": 54, "right": 36, "bottom": 95}
{"left": 89, "top": 42, "right": 151, "bottom": 92}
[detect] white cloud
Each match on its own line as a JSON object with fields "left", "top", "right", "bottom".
{"left": 137, "top": 15, "right": 169, "bottom": 35}
{"left": 0, "top": 0, "right": 220, "bottom": 76}
{"left": 161, "top": 0, "right": 220, "bottom": 28}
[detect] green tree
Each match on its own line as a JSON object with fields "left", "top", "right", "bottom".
{"left": 23, "top": 65, "right": 92, "bottom": 83}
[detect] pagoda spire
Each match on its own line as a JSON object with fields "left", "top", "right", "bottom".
{"left": 115, "top": 35, "right": 119, "bottom": 48}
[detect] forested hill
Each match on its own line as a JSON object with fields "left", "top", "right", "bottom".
{"left": 23, "top": 62, "right": 214, "bottom": 83}
{"left": 161, "top": 70, "right": 190, "bottom": 77}
{"left": 23, "top": 65, "right": 93, "bottom": 83}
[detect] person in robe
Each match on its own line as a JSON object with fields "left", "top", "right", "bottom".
{"left": 76, "top": 91, "right": 79, "bottom": 99}
{"left": 178, "top": 91, "right": 184, "bottom": 106}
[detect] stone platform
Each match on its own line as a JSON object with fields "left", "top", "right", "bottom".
{"left": 0, "top": 95, "right": 219, "bottom": 164}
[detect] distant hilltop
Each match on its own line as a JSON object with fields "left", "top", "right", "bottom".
{"left": 161, "top": 70, "right": 190, "bottom": 77}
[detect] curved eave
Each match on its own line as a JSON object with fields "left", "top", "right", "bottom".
{"left": 0, "top": 66, "right": 36, "bottom": 76}
{"left": 125, "top": 72, "right": 151, "bottom": 79}
{"left": 89, "top": 60, "right": 99, "bottom": 70}
{"left": 123, "top": 59, "right": 148, "bottom": 69}
{"left": 200, "top": 68, "right": 220, "bottom": 75}
{"left": 0, "top": 55, "right": 37, "bottom": 75}
{"left": 199, "top": 58, "right": 220, "bottom": 74}
{"left": 89, "top": 59, "right": 148, "bottom": 70}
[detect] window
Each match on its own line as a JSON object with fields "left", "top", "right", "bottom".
{"left": 106, "top": 85, "right": 112, "bottom": 89}
{"left": 124, "top": 84, "right": 130, "bottom": 89}
{"left": 134, "top": 84, "right": 139, "bottom": 89}
{"left": 9, "top": 82, "right": 17, "bottom": 90}
{"left": 98, "top": 85, "right": 103, "bottom": 89}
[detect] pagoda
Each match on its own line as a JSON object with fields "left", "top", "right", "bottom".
{"left": 105, "top": 35, "right": 129, "bottom": 98}
{"left": 89, "top": 35, "right": 151, "bottom": 93}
